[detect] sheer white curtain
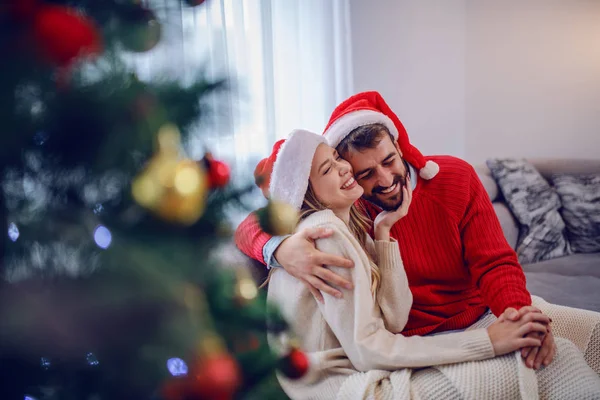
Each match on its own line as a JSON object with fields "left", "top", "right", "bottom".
{"left": 126, "top": 0, "right": 354, "bottom": 186}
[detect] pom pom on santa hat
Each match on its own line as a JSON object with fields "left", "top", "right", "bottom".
{"left": 254, "top": 139, "right": 285, "bottom": 198}
{"left": 323, "top": 91, "right": 439, "bottom": 180}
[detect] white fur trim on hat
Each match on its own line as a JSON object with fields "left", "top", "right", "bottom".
{"left": 419, "top": 160, "right": 440, "bottom": 180}
{"left": 324, "top": 109, "right": 399, "bottom": 148}
{"left": 269, "top": 130, "right": 327, "bottom": 210}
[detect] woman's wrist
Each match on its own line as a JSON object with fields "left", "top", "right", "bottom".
{"left": 374, "top": 225, "right": 391, "bottom": 241}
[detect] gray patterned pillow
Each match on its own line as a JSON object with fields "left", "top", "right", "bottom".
{"left": 486, "top": 159, "right": 571, "bottom": 264}
{"left": 551, "top": 174, "right": 600, "bottom": 253}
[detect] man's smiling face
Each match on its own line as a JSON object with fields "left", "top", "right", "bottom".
{"left": 341, "top": 131, "right": 409, "bottom": 211}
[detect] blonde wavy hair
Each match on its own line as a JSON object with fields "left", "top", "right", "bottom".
{"left": 262, "top": 184, "right": 381, "bottom": 298}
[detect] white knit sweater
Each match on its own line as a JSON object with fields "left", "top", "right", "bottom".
{"left": 266, "top": 210, "right": 600, "bottom": 399}
{"left": 267, "top": 210, "right": 497, "bottom": 399}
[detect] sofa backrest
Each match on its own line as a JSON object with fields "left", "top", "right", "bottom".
{"left": 474, "top": 159, "right": 600, "bottom": 250}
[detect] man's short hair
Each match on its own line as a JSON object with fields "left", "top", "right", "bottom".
{"left": 336, "top": 123, "right": 395, "bottom": 155}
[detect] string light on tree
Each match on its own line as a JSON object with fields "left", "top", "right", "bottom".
{"left": 234, "top": 269, "right": 258, "bottom": 304}
{"left": 166, "top": 358, "right": 188, "bottom": 377}
{"left": 235, "top": 277, "right": 258, "bottom": 302}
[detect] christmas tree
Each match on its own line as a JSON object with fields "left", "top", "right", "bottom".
{"left": 0, "top": 1, "right": 306, "bottom": 399}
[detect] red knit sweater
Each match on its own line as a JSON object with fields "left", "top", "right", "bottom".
{"left": 235, "top": 155, "right": 531, "bottom": 336}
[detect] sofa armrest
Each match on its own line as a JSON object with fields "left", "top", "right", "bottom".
{"left": 493, "top": 202, "right": 519, "bottom": 250}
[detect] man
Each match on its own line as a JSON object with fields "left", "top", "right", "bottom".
{"left": 238, "top": 92, "right": 556, "bottom": 369}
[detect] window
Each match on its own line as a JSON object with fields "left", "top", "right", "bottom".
{"left": 126, "top": 0, "right": 353, "bottom": 190}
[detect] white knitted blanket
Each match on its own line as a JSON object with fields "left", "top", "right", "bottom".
{"left": 315, "top": 297, "right": 600, "bottom": 400}
{"left": 335, "top": 343, "right": 538, "bottom": 400}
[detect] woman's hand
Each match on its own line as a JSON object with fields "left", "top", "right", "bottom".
{"left": 374, "top": 178, "right": 413, "bottom": 241}
{"left": 487, "top": 310, "right": 551, "bottom": 356}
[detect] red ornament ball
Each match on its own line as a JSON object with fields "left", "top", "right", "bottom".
{"left": 207, "top": 159, "right": 231, "bottom": 189}
{"left": 279, "top": 348, "right": 309, "bottom": 379}
{"left": 191, "top": 354, "right": 242, "bottom": 400}
{"left": 32, "top": 5, "right": 102, "bottom": 67}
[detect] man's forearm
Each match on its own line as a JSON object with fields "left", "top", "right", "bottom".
{"left": 479, "top": 264, "right": 531, "bottom": 316}
{"left": 234, "top": 212, "right": 273, "bottom": 265}
{"left": 462, "top": 167, "right": 532, "bottom": 316}
{"left": 263, "top": 235, "right": 290, "bottom": 269}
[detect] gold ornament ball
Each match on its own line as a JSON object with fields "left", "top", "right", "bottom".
{"left": 155, "top": 160, "right": 208, "bottom": 225}
{"left": 154, "top": 190, "right": 204, "bottom": 225}
{"left": 257, "top": 200, "right": 299, "bottom": 236}
{"left": 131, "top": 122, "right": 210, "bottom": 225}
{"left": 173, "top": 160, "right": 203, "bottom": 196}
{"left": 131, "top": 152, "right": 180, "bottom": 209}
{"left": 152, "top": 154, "right": 180, "bottom": 189}
{"left": 157, "top": 124, "right": 182, "bottom": 156}
{"left": 132, "top": 170, "right": 164, "bottom": 209}
{"left": 133, "top": 158, "right": 208, "bottom": 225}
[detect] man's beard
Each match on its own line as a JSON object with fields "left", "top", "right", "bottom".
{"left": 363, "top": 169, "right": 409, "bottom": 211}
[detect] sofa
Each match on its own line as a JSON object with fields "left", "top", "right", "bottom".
{"left": 476, "top": 159, "right": 600, "bottom": 313}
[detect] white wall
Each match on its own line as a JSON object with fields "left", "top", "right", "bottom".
{"left": 465, "top": 0, "right": 600, "bottom": 164}
{"left": 349, "top": 0, "right": 467, "bottom": 157}
{"left": 349, "top": 0, "right": 600, "bottom": 164}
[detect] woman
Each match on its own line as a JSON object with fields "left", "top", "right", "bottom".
{"left": 264, "top": 130, "right": 556, "bottom": 399}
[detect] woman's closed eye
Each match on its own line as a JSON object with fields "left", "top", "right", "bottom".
{"left": 323, "top": 154, "right": 343, "bottom": 175}
{"left": 322, "top": 152, "right": 343, "bottom": 175}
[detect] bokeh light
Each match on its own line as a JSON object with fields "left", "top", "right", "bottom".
{"left": 238, "top": 278, "right": 258, "bottom": 300}
{"left": 166, "top": 357, "right": 188, "bottom": 376}
{"left": 132, "top": 174, "right": 161, "bottom": 207}
{"left": 174, "top": 163, "right": 201, "bottom": 195}
{"left": 86, "top": 352, "right": 100, "bottom": 366}
{"left": 8, "top": 222, "right": 19, "bottom": 242}
{"left": 93, "top": 204, "right": 104, "bottom": 215}
{"left": 33, "top": 131, "right": 48, "bottom": 146}
{"left": 40, "top": 357, "right": 51, "bottom": 370}
{"left": 93, "top": 225, "right": 112, "bottom": 249}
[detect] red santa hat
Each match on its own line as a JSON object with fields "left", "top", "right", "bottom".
{"left": 254, "top": 130, "right": 327, "bottom": 209}
{"left": 323, "top": 91, "right": 439, "bottom": 180}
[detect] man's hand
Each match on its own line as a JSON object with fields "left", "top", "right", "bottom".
{"left": 374, "top": 179, "right": 413, "bottom": 242}
{"left": 521, "top": 329, "right": 556, "bottom": 369}
{"left": 274, "top": 227, "right": 354, "bottom": 303}
{"left": 504, "top": 306, "right": 557, "bottom": 368}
